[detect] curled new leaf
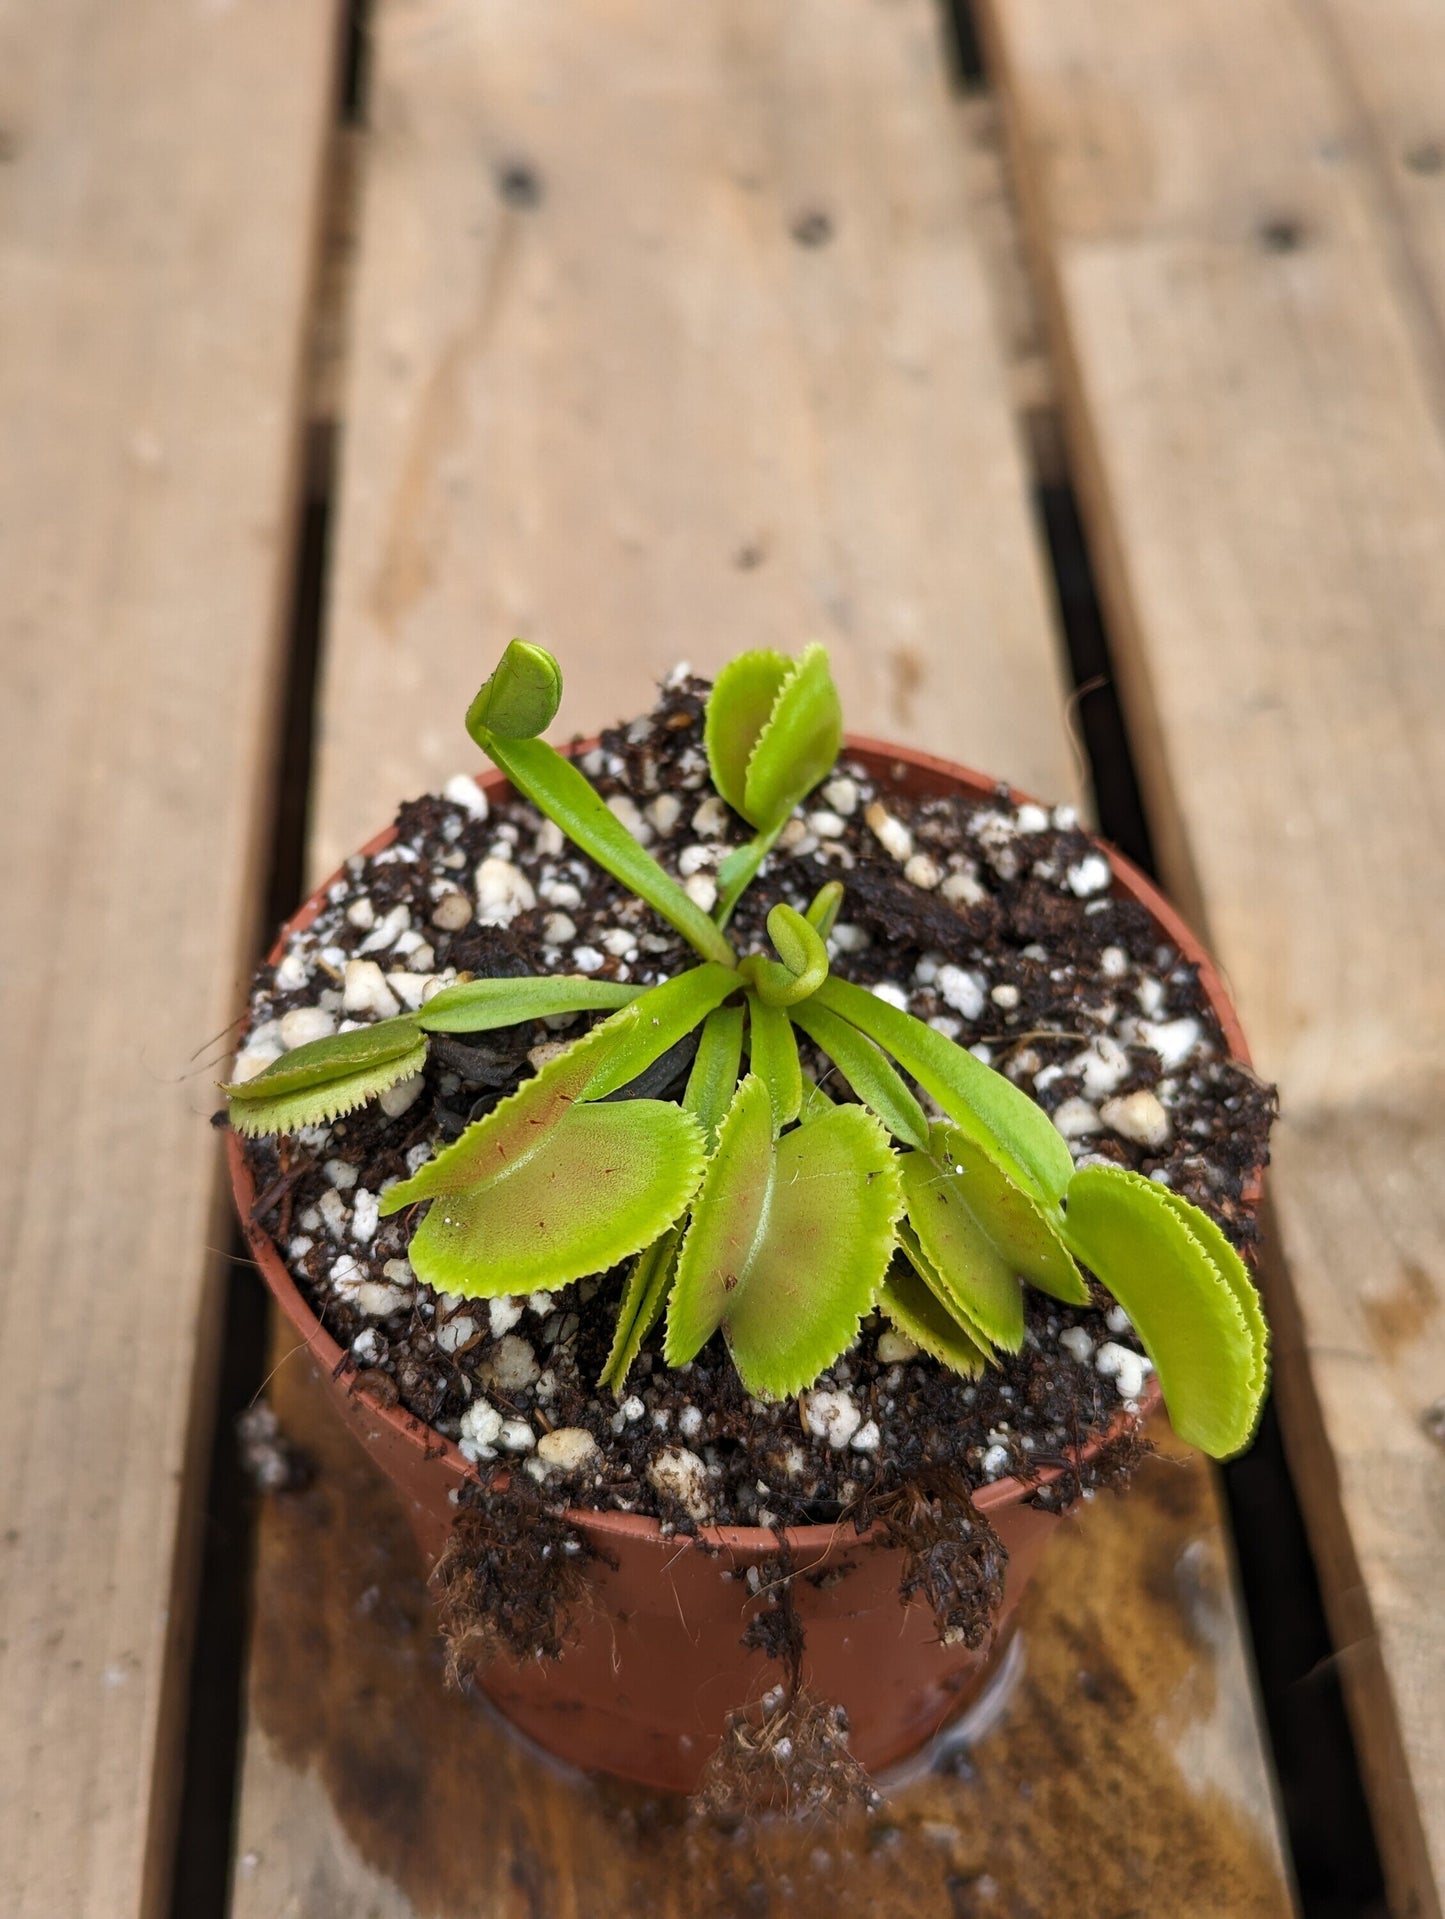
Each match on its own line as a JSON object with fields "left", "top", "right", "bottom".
{"left": 1063, "top": 1166, "right": 1265, "bottom": 1458}
{"left": 465, "top": 638, "right": 563, "bottom": 741}
{"left": 224, "top": 1017, "right": 426, "bottom": 1136}
{"left": 751, "top": 902, "right": 830, "bottom": 1007}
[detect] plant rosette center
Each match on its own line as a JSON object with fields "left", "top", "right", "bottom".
{"left": 226, "top": 652, "right": 1273, "bottom": 1536}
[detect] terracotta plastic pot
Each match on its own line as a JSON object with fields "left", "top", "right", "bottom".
{"left": 229, "top": 738, "right": 1257, "bottom": 1794}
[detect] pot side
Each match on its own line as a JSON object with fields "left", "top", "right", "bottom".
{"left": 228, "top": 739, "right": 1257, "bottom": 1793}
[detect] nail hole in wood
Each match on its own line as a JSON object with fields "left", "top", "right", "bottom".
{"left": 790, "top": 209, "right": 833, "bottom": 248}
{"left": 497, "top": 161, "right": 544, "bottom": 210}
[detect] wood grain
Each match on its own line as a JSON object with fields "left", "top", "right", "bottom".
{"left": 976, "top": 0, "right": 1445, "bottom": 1909}
{"left": 0, "top": 3, "right": 340, "bottom": 1914}
{"left": 231, "top": 0, "right": 1292, "bottom": 1909}
{"left": 306, "top": 0, "right": 1076, "bottom": 880}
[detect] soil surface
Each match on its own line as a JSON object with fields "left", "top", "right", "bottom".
{"left": 233, "top": 669, "right": 1274, "bottom": 1532}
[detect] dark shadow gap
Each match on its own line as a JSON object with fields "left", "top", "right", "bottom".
{"left": 939, "top": 0, "right": 988, "bottom": 92}
{"left": 166, "top": 444, "right": 335, "bottom": 1919}
{"left": 1032, "top": 463, "right": 1386, "bottom": 1918}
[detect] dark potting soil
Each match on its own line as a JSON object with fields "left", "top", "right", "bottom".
{"left": 232, "top": 670, "right": 1275, "bottom": 1535}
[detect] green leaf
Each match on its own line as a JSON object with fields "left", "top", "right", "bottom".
{"left": 1153, "top": 1184, "right": 1269, "bottom": 1403}
{"left": 416, "top": 975, "right": 642, "bottom": 1033}
{"left": 223, "top": 1016, "right": 422, "bottom": 1103}
{"left": 914, "top": 1121, "right": 1090, "bottom": 1307}
{"left": 703, "top": 650, "right": 791, "bottom": 817}
{"left": 227, "top": 1030, "right": 429, "bottom": 1137}
{"left": 790, "top": 1001, "right": 929, "bottom": 1150}
{"left": 475, "top": 733, "right": 736, "bottom": 968}
{"left": 897, "top": 1150, "right": 1025, "bottom": 1350}
{"left": 747, "top": 992, "right": 802, "bottom": 1132}
{"left": 581, "top": 963, "right": 739, "bottom": 1099}
{"left": 714, "top": 822, "right": 788, "bottom": 929}
{"left": 878, "top": 1259, "right": 991, "bottom": 1377}
{"left": 805, "top": 881, "right": 844, "bottom": 939}
{"left": 684, "top": 1004, "right": 746, "bottom": 1146}
{"left": 397, "top": 1099, "right": 705, "bottom": 1298}
{"left": 598, "top": 1227, "right": 681, "bottom": 1393}
{"left": 751, "top": 902, "right": 830, "bottom": 1008}
{"left": 796, "top": 1075, "right": 836, "bottom": 1125}
{"left": 1062, "top": 1165, "right": 1266, "bottom": 1458}
{"left": 742, "top": 644, "right": 843, "bottom": 830}
{"left": 665, "top": 1078, "right": 902, "bottom": 1398}
{"left": 464, "top": 639, "right": 563, "bottom": 741}
{"left": 813, "top": 975, "right": 1075, "bottom": 1205}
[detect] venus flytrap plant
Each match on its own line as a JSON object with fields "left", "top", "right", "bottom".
{"left": 227, "top": 641, "right": 1269, "bottom": 1461}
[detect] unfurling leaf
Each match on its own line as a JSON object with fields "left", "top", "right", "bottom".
{"left": 225, "top": 1018, "right": 427, "bottom": 1136}
{"left": 741, "top": 645, "right": 843, "bottom": 831}
{"left": 805, "top": 881, "right": 844, "bottom": 939}
{"left": 703, "top": 650, "right": 791, "bottom": 818}
{"left": 416, "top": 975, "right": 641, "bottom": 1033}
{"left": 665, "top": 1076, "right": 902, "bottom": 1398}
{"left": 758, "top": 902, "right": 829, "bottom": 1004}
{"left": 813, "top": 975, "right": 1075, "bottom": 1205}
{"left": 878, "top": 1259, "right": 990, "bottom": 1377}
{"left": 708, "top": 645, "right": 844, "bottom": 924}
{"left": 466, "top": 643, "right": 735, "bottom": 967}
{"left": 1063, "top": 1166, "right": 1266, "bottom": 1458}
{"left": 464, "top": 638, "right": 563, "bottom": 741}
{"left": 598, "top": 1227, "right": 680, "bottom": 1393}
{"left": 790, "top": 1001, "right": 929, "bottom": 1150}
{"left": 746, "top": 993, "right": 802, "bottom": 1131}
{"left": 913, "top": 1122, "right": 1090, "bottom": 1308}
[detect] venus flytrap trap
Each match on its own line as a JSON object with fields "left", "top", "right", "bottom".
{"left": 226, "top": 640, "right": 1269, "bottom": 1461}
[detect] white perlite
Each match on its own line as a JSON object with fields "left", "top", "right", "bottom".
{"left": 684, "top": 872, "right": 718, "bottom": 912}
{"left": 937, "top": 964, "right": 986, "bottom": 1021}
{"left": 474, "top": 856, "right": 536, "bottom": 927}
{"left": 903, "top": 852, "right": 941, "bottom": 891}
{"left": 351, "top": 1189, "right": 380, "bottom": 1243}
{"left": 1100, "top": 1089, "right": 1171, "bottom": 1149}
{"left": 488, "top": 1296, "right": 524, "bottom": 1338}
{"left": 870, "top": 981, "right": 909, "bottom": 1011}
{"left": 877, "top": 1330, "right": 919, "bottom": 1364}
{"left": 605, "top": 794, "right": 652, "bottom": 843}
{"left": 379, "top": 1072, "right": 425, "bottom": 1119}
{"left": 280, "top": 1006, "right": 335, "bottom": 1049}
{"left": 1096, "top": 1341, "right": 1152, "bottom": 1402}
{"left": 435, "top": 1315, "right": 477, "bottom": 1355}
{"left": 1059, "top": 1326, "right": 1094, "bottom": 1365}
{"left": 499, "top": 1420, "right": 535, "bottom": 1453}
{"left": 1135, "top": 1016, "right": 1203, "bottom": 1071}
{"left": 647, "top": 792, "right": 683, "bottom": 837}
{"left": 343, "top": 958, "right": 400, "bottom": 1020}
{"left": 1052, "top": 1097, "right": 1101, "bottom": 1139}
{"left": 822, "top": 776, "right": 859, "bottom": 817}
{"left": 536, "top": 1427, "right": 598, "bottom": 1473}
{"left": 865, "top": 800, "right": 913, "bottom": 863}
{"left": 430, "top": 889, "right": 472, "bottom": 931}
{"left": 459, "top": 1399, "right": 504, "bottom": 1457}
{"left": 480, "top": 1334, "right": 539, "bottom": 1392}
{"left": 691, "top": 795, "right": 730, "bottom": 837}
{"left": 803, "top": 1389, "right": 862, "bottom": 1450}
{"left": 1066, "top": 854, "right": 1111, "bottom": 898}
{"left": 648, "top": 1447, "right": 712, "bottom": 1521}
{"left": 443, "top": 773, "right": 490, "bottom": 819}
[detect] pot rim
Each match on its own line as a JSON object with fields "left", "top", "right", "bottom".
{"left": 227, "top": 734, "right": 1261, "bottom": 1554}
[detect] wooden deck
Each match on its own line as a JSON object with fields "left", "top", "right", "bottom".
{"left": 1, "top": 2, "right": 1440, "bottom": 1914}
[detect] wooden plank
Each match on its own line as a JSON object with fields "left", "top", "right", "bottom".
{"left": 306, "top": 0, "right": 1077, "bottom": 880}
{"left": 234, "top": 1347, "right": 1293, "bottom": 1919}
{"left": 0, "top": 4, "right": 341, "bottom": 1916}
{"left": 976, "top": 2, "right": 1445, "bottom": 1912}
{"left": 233, "top": 0, "right": 1291, "bottom": 1908}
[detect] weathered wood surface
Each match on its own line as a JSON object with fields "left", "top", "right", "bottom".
{"left": 0, "top": 3, "right": 341, "bottom": 1915}
{"left": 977, "top": 1, "right": 1445, "bottom": 1912}
{"left": 306, "top": 0, "right": 1075, "bottom": 880}
{"left": 232, "top": 0, "right": 1291, "bottom": 1910}
{"left": 234, "top": 1347, "right": 1292, "bottom": 1919}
